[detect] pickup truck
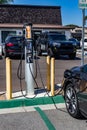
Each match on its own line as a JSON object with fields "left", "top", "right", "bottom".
{"left": 36, "top": 32, "right": 77, "bottom": 59}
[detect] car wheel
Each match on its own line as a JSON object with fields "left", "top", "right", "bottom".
{"left": 37, "top": 45, "right": 42, "bottom": 56}
{"left": 64, "top": 83, "right": 81, "bottom": 118}
{"left": 69, "top": 53, "right": 76, "bottom": 59}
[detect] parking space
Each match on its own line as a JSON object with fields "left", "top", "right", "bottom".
{"left": 0, "top": 104, "right": 86, "bottom": 130}
{"left": 0, "top": 49, "right": 87, "bottom": 129}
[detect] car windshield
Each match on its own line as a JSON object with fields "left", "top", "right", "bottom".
{"left": 5, "top": 36, "right": 23, "bottom": 44}
{"left": 9, "top": 37, "right": 22, "bottom": 44}
{"left": 48, "top": 34, "right": 66, "bottom": 41}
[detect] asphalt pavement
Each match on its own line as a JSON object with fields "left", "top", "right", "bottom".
{"left": 0, "top": 51, "right": 87, "bottom": 130}
{"left": 0, "top": 90, "right": 86, "bottom": 130}
{"left": 0, "top": 103, "right": 87, "bottom": 130}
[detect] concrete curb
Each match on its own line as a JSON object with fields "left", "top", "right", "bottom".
{"left": 0, "top": 95, "right": 64, "bottom": 109}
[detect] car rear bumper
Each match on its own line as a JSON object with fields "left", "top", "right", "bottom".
{"left": 6, "top": 50, "right": 24, "bottom": 56}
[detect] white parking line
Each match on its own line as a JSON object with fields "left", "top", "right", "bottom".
{"left": 0, "top": 103, "right": 65, "bottom": 115}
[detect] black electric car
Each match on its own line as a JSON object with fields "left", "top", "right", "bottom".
{"left": 4, "top": 35, "right": 24, "bottom": 58}
{"left": 62, "top": 64, "right": 87, "bottom": 118}
{"left": 36, "top": 32, "right": 77, "bottom": 59}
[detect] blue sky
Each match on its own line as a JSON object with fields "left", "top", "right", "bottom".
{"left": 13, "top": 0, "right": 85, "bottom": 26}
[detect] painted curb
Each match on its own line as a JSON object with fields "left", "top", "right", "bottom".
{"left": 0, "top": 95, "right": 64, "bottom": 109}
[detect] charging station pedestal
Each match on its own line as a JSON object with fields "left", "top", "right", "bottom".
{"left": 24, "top": 23, "right": 35, "bottom": 96}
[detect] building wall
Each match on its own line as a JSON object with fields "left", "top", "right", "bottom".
{"left": 0, "top": 4, "right": 63, "bottom": 44}
{"left": 0, "top": 28, "right": 71, "bottom": 44}
{"left": 0, "top": 5, "right": 71, "bottom": 45}
{"left": 65, "top": 31, "right": 71, "bottom": 39}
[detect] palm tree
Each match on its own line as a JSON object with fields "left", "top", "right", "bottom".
{"left": 0, "top": 0, "right": 13, "bottom": 4}
{"left": 84, "top": 16, "right": 87, "bottom": 21}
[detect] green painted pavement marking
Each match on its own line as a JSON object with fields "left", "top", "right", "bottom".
{"left": 0, "top": 95, "right": 64, "bottom": 109}
{"left": 35, "top": 107, "right": 56, "bottom": 130}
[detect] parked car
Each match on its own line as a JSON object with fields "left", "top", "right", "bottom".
{"left": 4, "top": 35, "right": 24, "bottom": 58}
{"left": 0, "top": 44, "right": 2, "bottom": 56}
{"left": 69, "top": 38, "right": 80, "bottom": 49}
{"left": 0, "top": 43, "right": 5, "bottom": 56}
{"left": 62, "top": 64, "right": 87, "bottom": 118}
{"left": 36, "top": 32, "right": 77, "bottom": 59}
{"left": 80, "top": 37, "right": 87, "bottom": 49}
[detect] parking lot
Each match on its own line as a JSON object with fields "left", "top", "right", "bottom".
{"left": 0, "top": 49, "right": 87, "bottom": 130}
{"left": 0, "top": 49, "right": 85, "bottom": 92}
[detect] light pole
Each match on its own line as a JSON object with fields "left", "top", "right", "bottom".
{"left": 81, "top": 8, "right": 85, "bottom": 66}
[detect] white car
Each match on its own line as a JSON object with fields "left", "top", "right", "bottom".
{"left": 0, "top": 44, "right": 2, "bottom": 56}
{"left": 80, "top": 37, "right": 87, "bottom": 49}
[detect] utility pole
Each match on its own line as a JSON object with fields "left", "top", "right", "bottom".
{"left": 79, "top": 0, "right": 86, "bottom": 65}
{"left": 81, "top": 8, "right": 85, "bottom": 65}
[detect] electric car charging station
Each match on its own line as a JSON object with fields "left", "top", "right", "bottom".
{"left": 20, "top": 23, "right": 56, "bottom": 98}
{"left": 24, "top": 23, "right": 35, "bottom": 96}
{"left": 5, "top": 22, "right": 58, "bottom": 100}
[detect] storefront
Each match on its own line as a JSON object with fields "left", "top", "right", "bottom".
{"left": 0, "top": 4, "right": 71, "bottom": 44}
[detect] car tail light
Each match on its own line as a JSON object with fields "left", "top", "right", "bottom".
{"left": 6, "top": 43, "right": 14, "bottom": 47}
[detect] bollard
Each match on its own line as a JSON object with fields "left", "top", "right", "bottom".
{"left": 47, "top": 56, "right": 51, "bottom": 91}
{"left": 6, "top": 58, "right": 12, "bottom": 100}
{"left": 51, "top": 58, "right": 55, "bottom": 96}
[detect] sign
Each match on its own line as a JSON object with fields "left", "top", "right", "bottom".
{"left": 79, "top": 0, "right": 87, "bottom": 8}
